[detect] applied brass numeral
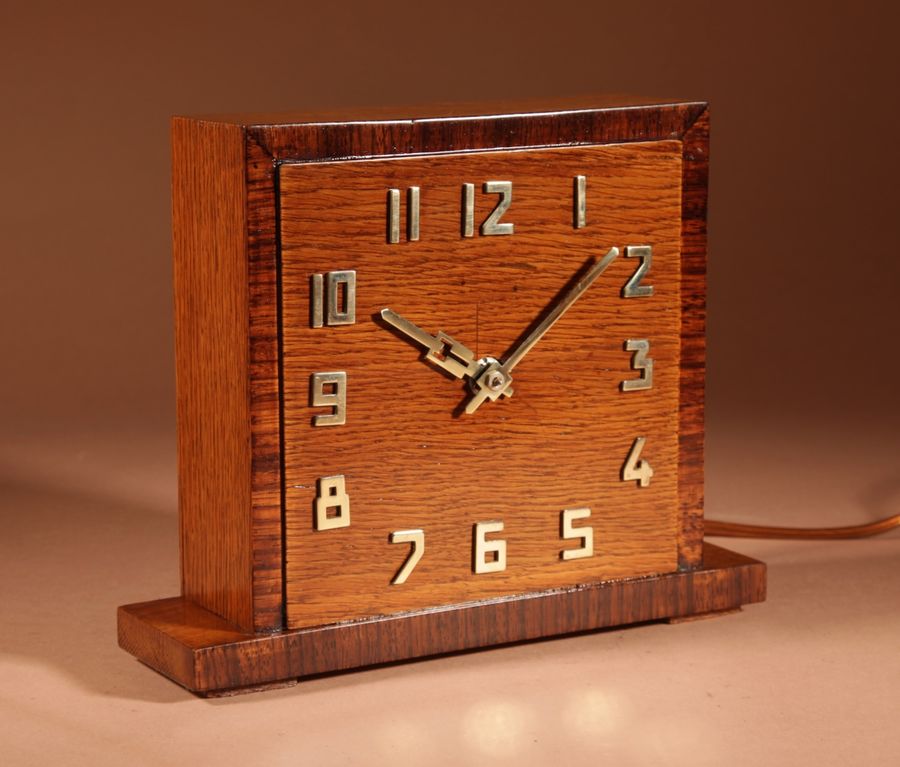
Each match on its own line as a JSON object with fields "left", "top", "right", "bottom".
{"left": 462, "top": 183, "right": 475, "bottom": 237}
{"left": 315, "top": 475, "right": 350, "bottom": 530}
{"left": 622, "top": 437, "right": 654, "bottom": 487}
{"left": 473, "top": 520, "right": 507, "bottom": 573}
{"left": 460, "top": 181, "right": 515, "bottom": 238}
{"left": 560, "top": 508, "right": 593, "bottom": 560}
{"left": 311, "top": 270, "right": 356, "bottom": 327}
{"left": 310, "top": 371, "right": 347, "bottom": 426}
{"left": 387, "top": 187, "right": 420, "bottom": 243}
{"left": 389, "top": 529, "right": 425, "bottom": 585}
{"left": 622, "top": 245, "right": 654, "bottom": 298}
{"left": 621, "top": 339, "right": 653, "bottom": 391}
{"left": 574, "top": 175, "right": 586, "bottom": 229}
{"left": 481, "top": 181, "right": 514, "bottom": 236}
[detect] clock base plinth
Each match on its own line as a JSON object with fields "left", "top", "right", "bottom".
{"left": 117, "top": 543, "right": 765, "bottom": 696}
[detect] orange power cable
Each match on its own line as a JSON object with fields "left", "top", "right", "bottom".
{"left": 704, "top": 514, "right": 900, "bottom": 540}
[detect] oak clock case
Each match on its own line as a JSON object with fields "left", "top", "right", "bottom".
{"left": 117, "top": 100, "right": 766, "bottom": 695}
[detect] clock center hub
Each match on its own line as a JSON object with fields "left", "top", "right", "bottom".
{"left": 471, "top": 357, "right": 509, "bottom": 393}
{"left": 486, "top": 370, "right": 507, "bottom": 391}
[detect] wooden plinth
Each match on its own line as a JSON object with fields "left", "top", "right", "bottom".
{"left": 117, "top": 543, "right": 765, "bottom": 696}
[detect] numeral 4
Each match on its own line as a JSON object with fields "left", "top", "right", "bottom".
{"left": 622, "top": 437, "right": 653, "bottom": 487}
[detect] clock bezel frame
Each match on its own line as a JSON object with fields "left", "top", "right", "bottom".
{"left": 246, "top": 100, "right": 710, "bottom": 632}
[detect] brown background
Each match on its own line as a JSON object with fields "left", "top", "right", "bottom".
{"left": 2, "top": 1, "right": 898, "bottom": 439}
{"left": 1, "top": 1, "right": 898, "bottom": 765}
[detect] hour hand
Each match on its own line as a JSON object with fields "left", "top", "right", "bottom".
{"left": 380, "top": 308, "right": 480, "bottom": 380}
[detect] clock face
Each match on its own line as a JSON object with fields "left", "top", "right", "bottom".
{"left": 279, "top": 142, "right": 683, "bottom": 629}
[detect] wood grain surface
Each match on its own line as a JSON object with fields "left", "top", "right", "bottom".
{"left": 118, "top": 543, "right": 766, "bottom": 695}
{"left": 244, "top": 128, "right": 287, "bottom": 631}
{"left": 279, "top": 142, "right": 683, "bottom": 628}
{"left": 677, "top": 108, "right": 709, "bottom": 569}
{"left": 172, "top": 118, "right": 256, "bottom": 631}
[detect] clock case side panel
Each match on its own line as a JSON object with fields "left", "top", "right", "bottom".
{"left": 171, "top": 118, "right": 283, "bottom": 633}
{"left": 677, "top": 108, "right": 709, "bottom": 570}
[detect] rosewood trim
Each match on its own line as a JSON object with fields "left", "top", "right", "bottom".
{"left": 118, "top": 543, "right": 765, "bottom": 695}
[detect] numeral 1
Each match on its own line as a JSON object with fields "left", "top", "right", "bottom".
{"left": 622, "top": 437, "right": 654, "bottom": 487}
{"left": 389, "top": 529, "right": 425, "bottom": 585}
{"left": 387, "top": 187, "right": 420, "bottom": 243}
{"left": 622, "top": 245, "right": 654, "bottom": 298}
{"left": 473, "top": 520, "right": 507, "bottom": 573}
{"left": 315, "top": 475, "right": 350, "bottom": 530}
{"left": 462, "top": 183, "right": 475, "bottom": 237}
{"left": 574, "top": 175, "right": 586, "bottom": 229}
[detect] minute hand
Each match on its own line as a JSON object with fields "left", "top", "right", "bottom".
{"left": 502, "top": 246, "right": 619, "bottom": 372}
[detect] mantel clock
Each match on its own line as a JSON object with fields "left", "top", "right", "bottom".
{"left": 117, "top": 97, "right": 766, "bottom": 695}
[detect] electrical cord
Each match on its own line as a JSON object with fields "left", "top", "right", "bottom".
{"left": 705, "top": 513, "right": 900, "bottom": 539}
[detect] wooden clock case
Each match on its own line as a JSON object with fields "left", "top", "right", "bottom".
{"left": 117, "top": 97, "right": 766, "bottom": 696}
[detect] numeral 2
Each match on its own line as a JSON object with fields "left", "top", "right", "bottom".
{"left": 481, "top": 181, "right": 514, "bottom": 236}
{"left": 622, "top": 245, "right": 654, "bottom": 298}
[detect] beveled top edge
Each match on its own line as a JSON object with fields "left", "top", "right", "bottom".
{"left": 176, "top": 95, "right": 707, "bottom": 128}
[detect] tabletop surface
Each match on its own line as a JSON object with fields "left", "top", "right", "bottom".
{"left": 1, "top": 419, "right": 897, "bottom": 767}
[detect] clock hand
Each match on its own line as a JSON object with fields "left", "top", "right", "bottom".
{"left": 380, "top": 308, "right": 481, "bottom": 380}
{"left": 503, "top": 246, "right": 619, "bottom": 372}
{"left": 464, "top": 246, "right": 619, "bottom": 415}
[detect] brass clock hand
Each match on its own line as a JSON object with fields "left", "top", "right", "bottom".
{"left": 503, "top": 246, "right": 619, "bottom": 372}
{"left": 464, "top": 246, "right": 620, "bottom": 414}
{"left": 380, "top": 308, "right": 481, "bottom": 380}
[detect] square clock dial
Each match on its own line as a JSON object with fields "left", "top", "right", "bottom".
{"left": 117, "top": 99, "right": 766, "bottom": 695}
{"left": 280, "top": 144, "right": 682, "bottom": 628}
